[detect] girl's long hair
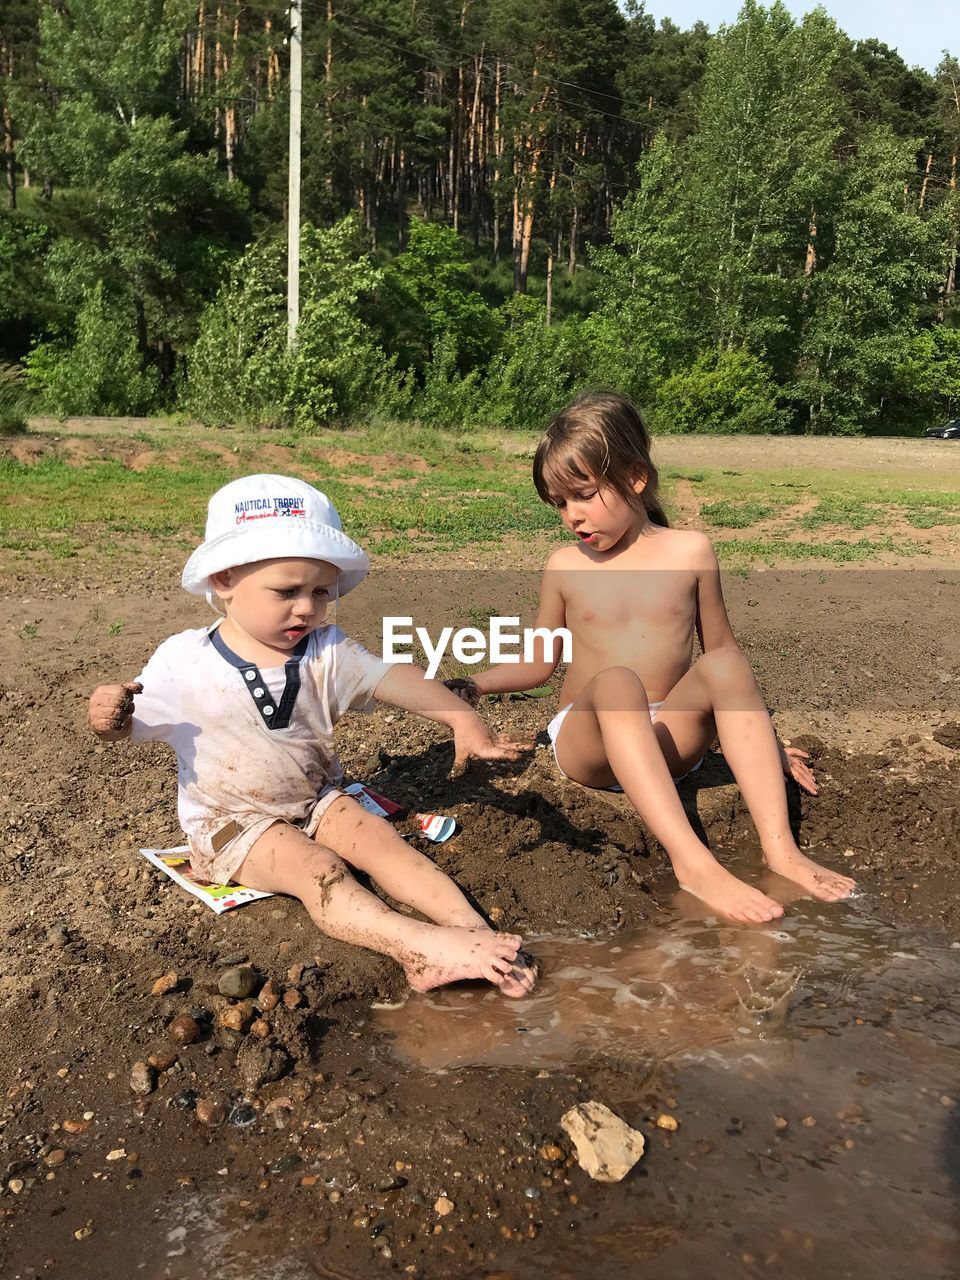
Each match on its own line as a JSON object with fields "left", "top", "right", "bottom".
{"left": 532, "top": 391, "right": 669, "bottom": 528}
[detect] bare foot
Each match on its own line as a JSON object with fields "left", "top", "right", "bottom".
{"left": 496, "top": 949, "right": 538, "bottom": 999}
{"left": 401, "top": 928, "right": 523, "bottom": 993}
{"left": 673, "top": 857, "right": 784, "bottom": 924}
{"left": 765, "top": 849, "right": 855, "bottom": 902}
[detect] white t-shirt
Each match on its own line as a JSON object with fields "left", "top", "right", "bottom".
{"left": 131, "top": 623, "right": 391, "bottom": 874}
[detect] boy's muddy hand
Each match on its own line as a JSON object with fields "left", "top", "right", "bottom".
{"left": 88, "top": 681, "right": 142, "bottom": 733}
{"left": 443, "top": 678, "right": 481, "bottom": 707}
{"left": 780, "top": 745, "right": 818, "bottom": 795}
{"left": 450, "top": 728, "right": 534, "bottom": 778}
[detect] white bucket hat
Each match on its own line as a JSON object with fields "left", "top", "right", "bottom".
{"left": 182, "top": 474, "right": 369, "bottom": 601}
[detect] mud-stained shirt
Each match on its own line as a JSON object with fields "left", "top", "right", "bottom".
{"left": 130, "top": 624, "right": 391, "bottom": 880}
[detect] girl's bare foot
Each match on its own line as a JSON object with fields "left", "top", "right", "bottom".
{"left": 673, "top": 857, "right": 784, "bottom": 924}
{"left": 764, "top": 849, "right": 855, "bottom": 902}
{"left": 401, "top": 928, "right": 524, "bottom": 993}
{"left": 496, "top": 949, "right": 538, "bottom": 999}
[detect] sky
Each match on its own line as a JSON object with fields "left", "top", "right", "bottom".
{"left": 642, "top": 1, "right": 955, "bottom": 71}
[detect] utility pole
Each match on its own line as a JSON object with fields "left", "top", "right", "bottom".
{"left": 287, "top": 0, "right": 302, "bottom": 348}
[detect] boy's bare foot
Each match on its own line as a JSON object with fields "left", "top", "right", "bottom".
{"left": 764, "top": 849, "right": 855, "bottom": 902}
{"left": 673, "top": 857, "right": 784, "bottom": 924}
{"left": 496, "top": 949, "right": 538, "bottom": 999}
{"left": 401, "top": 928, "right": 524, "bottom": 994}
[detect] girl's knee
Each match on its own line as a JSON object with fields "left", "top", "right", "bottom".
{"left": 587, "top": 666, "right": 649, "bottom": 709}
{"left": 695, "top": 647, "right": 754, "bottom": 689}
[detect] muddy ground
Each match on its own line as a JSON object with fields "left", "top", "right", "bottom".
{"left": 0, "top": 546, "right": 959, "bottom": 1278}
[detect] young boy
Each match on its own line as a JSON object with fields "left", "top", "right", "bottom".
{"left": 88, "top": 474, "right": 536, "bottom": 997}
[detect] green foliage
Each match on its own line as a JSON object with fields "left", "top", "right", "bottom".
{"left": 794, "top": 128, "right": 953, "bottom": 434}
{"left": 651, "top": 348, "right": 788, "bottom": 435}
{"left": 481, "top": 297, "right": 580, "bottom": 429}
{"left": 24, "top": 283, "right": 160, "bottom": 416}
{"left": 0, "top": 366, "right": 29, "bottom": 435}
{"left": 188, "top": 219, "right": 409, "bottom": 429}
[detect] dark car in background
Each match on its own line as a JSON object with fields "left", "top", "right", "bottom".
{"left": 925, "top": 420, "right": 960, "bottom": 439}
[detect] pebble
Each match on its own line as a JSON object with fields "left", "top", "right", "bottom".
{"left": 74, "top": 1224, "right": 94, "bottom": 1240}
{"left": 218, "top": 966, "right": 258, "bottom": 999}
{"left": 7, "top": 1179, "right": 24, "bottom": 1194}
{"left": 282, "top": 988, "right": 303, "bottom": 1009}
{"left": 218, "top": 1002, "right": 255, "bottom": 1033}
{"left": 539, "top": 1144, "right": 564, "bottom": 1163}
{"left": 62, "top": 1119, "right": 91, "bottom": 1135}
{"left": 227, "top": 1101, "right": 257, "bottom": 1127}
{"left": 257, "top": 981, "right": 280, "bottom": 1012}
{"left": 434, "top": 1196, "right": 455, "bottom": 1216}
{"left": 250, "top": 1018, "right": 271, "bottom": 1039}
{"left": 801, "top": 1116, "right": 817, "bottom": 1128}
{"left": 195, "top": 1097, "right": 225, "bottom": 1127}
{"left": 147, "top": 1051, "right": 178, "bottom": 1073}
{"left": 774, "top": 1116, "right": 789, "bottom": 1130}
{"left": 105, "top": 1149, "right": 126, "bottom": 1162}
{"left": 656, "top": 1114, "right": 679, "bottom": 1132}
{"left": 168, "top": 1014, "right": 202, "bottom": 1046}
{"left": 150, "top": 972, "right": 179, "bottom": 996}
{"left": 129, "top": 1062, "right": 157, "bottom": 1096}
{"left": 44, "top": 1150, "right": 66, "bottom": 1167}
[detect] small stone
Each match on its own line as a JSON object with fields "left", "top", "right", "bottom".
{"left": 218, "top": 966, "right": 258, "bottom": 999}
{"left": 539, "top": 1143, "right": 564, "bottom": 1163}
{"left": 147, "top": 1051, "right": 178, "bottom": 1073}
{"left": 168, "top": 1014, "right": 201, "bottom": 1046}
{"left": 560, "top": 1101, "right": 645, "bottom": 1183}
{"left": 74, "top": 1224, "right": 95, "bottom": 1240}
{"left": 250, "top": 1018, "right": 270, "bottom": 1039}
{"left": 44, "top": 1149, "right": 66, "bottom": 1167}
{"left": 257, "top": 980, "right": 281, "bottom": 1012}
{"left": 151, "top": 972, "right": 179, "bottom": 996}
{"left": 287, "top": 962, "right": 306, "bottom": 983}
{"left": 217, "top": 1001, "right": 255, "bottom": 1033}
{"left": 282, "top": 989, "right": 303, "bottom": 1010}
{"left": 656, "top": 1114, "right": 679, "bottom": 1132}
{"left": 195, "top": 1097, "right": 226, "bottom": 1127}
{"left": 774, "top": 1116, "right": 789, "bottom": 1130}
{"left": 105, "top": 1149, "right": 126, "bottom": 1162}
{"left": 801, "top": 1116, "right": 817, "bottom": 1128}
{"left": 129, "top": 1062, "right": 157, "bottom": 1096}
{"left": 56, "top": 1068, "right": 69, "bottom": 1079}
{"left": 7, "top": 1179, "right": 24, "bottom": 1194}
{"left": 62, "top": 1119, "right": 90, "bottom": 1135}
{"left": 301, "top": 1174, "right": 319, "bottom": 1186}
{"left": 434, "top": 1196, "right": 455, "bottom": 1216}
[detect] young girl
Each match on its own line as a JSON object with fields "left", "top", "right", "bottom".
{"left": 450, "top": 393, "right": 855, "bottom": 924}
{"left": 89, "top": 474, "right": 536, "bottom": 996}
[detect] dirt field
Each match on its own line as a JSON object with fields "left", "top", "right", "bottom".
{"left": 1, "top": 427, "right": 959, "bottom": 1278}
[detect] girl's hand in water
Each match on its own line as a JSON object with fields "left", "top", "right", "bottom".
{"left": 443, "top": 677, "right": 481, "bottom": 707}
{"left": 450, "top": 722, "right": 533, "bottom": 778}
{"left": 780, "top": 744, "right": 818, "bottom": 795}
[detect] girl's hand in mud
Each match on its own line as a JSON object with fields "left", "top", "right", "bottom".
{"left": 450, "top": 724, "right": 533, "bottom": 778}
{"left": 88, "top": 681, "right": 142, "bottom": 735}
{"left": 443, "top": 678, "right": 481, "bottom": 708}
{"left": 780, "top": 744, "right": 818, "bottom": 796}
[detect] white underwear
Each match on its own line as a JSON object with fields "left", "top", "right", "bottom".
{"left": 546, "top": 700, "right": 701, "bottom": 788}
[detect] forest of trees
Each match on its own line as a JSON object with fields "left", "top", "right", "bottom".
{"left": 2, "top": 0, "right": 960, "bottom": 434}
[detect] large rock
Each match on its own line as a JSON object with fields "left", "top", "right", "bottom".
{"left": 559, "top": 1100, "right": 645, "bottom": 1183}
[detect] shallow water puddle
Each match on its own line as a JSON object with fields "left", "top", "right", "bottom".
{"left": 373, "top": 893, "right": 960, "bottom": 1072}
{"left": 371, "top": 890, "right": 960, "bottom": 1279}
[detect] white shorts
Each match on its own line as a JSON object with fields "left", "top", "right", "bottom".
{"left": 546, "top": 700, "right": 701, "bottom": 788}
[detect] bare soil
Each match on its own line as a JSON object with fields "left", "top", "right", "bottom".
{"left": 1, "top": 546, "right": 959, "bottom": 1278}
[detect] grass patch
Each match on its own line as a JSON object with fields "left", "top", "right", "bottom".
{"left": 715, "top": 536, "right": 917, "bottom": 564}
{"left": 700, "top": 499, "right": 777, "bottom": 528}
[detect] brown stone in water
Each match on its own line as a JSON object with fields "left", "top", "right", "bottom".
{"left": 169, "top": 1014, "right": 201, "bottom": 1046}
{"left": 257, "top": 980, "right": 280, "bottom": 1012}
{"left": 539, "top": 1143, "right": 565, "bottom": 1163}
{"left": 195, "top": 1097, "right": 225, "bottom": 1127}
